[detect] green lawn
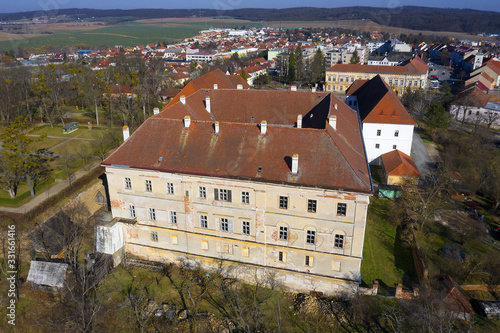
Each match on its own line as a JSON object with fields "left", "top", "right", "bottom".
{"left": 52, "top": 139, "right": 91, "bottom": 155}
{"left": 28, "top": 137, "right": 66, "bottom": 152}
{"left": 78, "top": 127, "right": 105, "bottom": 139}
{"left": 29, "top": 124, "right": 89, "bottom": 137}
{"left": 361, "top": 197, "right": 417, "bottom": 292}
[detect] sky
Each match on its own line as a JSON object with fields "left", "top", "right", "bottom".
{"left": 1, "top": 0, "right": 499, "bottom": 14}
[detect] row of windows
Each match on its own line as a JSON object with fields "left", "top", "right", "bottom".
{"left": 279, "top": 197, "right": 347, "bottom": 216}
{"left": 278, "top": 226, "right": 345, "bottom": 249}
{"left": 129, "top": 205, "right": 177, "bottom": 224}
{"left": 376, "top": 129, "right": 399, "bottom": 137}
{"left": 125, "top": 178, "right": 175, "bottom": 194}
{"left": 375, "top": 144, "right": 397, "bottom": 150}
{"left": 127, "top": 181, "right": 348, "bottom": 215}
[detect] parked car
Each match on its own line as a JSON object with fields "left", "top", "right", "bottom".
{"left": 430, "top": 75, "right": 439, "bottom": 80}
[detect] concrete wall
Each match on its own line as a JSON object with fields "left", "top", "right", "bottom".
{"left": 105, "top": 166, "right": 370, "bottom": 294}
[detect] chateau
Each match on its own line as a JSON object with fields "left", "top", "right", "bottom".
{"left": 96, "top": 72, "right": 372, "bottom": 294}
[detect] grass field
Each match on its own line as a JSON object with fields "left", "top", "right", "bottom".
{"left": 29, "top": 124, "right": 89, "bottom": 137}
{"left": 361, "top": 197, "right": 417, "bottom": 293}
{"left": 0, "top": 20, "right": 261, "bottom": 50}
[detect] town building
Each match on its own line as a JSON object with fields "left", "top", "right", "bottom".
{"left": 381, "top": 150, "right": 420, "bottom": 185}
{"left": 449, "top": 86, "right": 500, "bottom": 129}
{"left": 325, "top": 57, "right": 429, "bottom": 95}
{"left": 97, "top": 72, "right": 373, "bottom": 295}
{"left": 346, "top": 75, "right": 416, "bottom": 164}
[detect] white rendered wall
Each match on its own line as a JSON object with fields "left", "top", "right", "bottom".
{"left": 362, "top": 123, "right": 414, "bottom": 163}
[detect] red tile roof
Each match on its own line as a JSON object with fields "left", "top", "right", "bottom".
{"left": 164, "top": 69, "right": 249, "bottom": 108}
{"left": 103, "top": 119, "right": 371, "bottom": 192}
{"left": 103, "top": 76, "right": 371, "bottom": 193}
{"left": 381, "top": 150, "right": 420, "bottom": 177}
{"left": 453, "top": 86, "right": 490, "bottom": 107}
{"left": 327, "top": 57, "right": 428, "bottom": 75}
{"left": 347, "top": 75, "right": 416, "bottom": 125}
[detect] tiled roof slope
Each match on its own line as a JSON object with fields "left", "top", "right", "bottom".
{"left": 381, "top": 150, "right": 420, "bottom": 177}
{"left": 347, "top": 75, "right": 416, "bottom": 125}
{"left": 453, "top": 86, "right": 490, "bottom": 108}
{"left": 103, "top": 119, "right": 371, "bottom": 192}
{"left": 104, "top": 83, "right": 371, "bottom": 192}
{"left": 327, "top": 57, "right": 428, "bottom": 75}
{"left": 165, "top": 69, "right": 249, "bottom": 108}
{"left": 157, "top": 89, "right": 330, "bottom": 126}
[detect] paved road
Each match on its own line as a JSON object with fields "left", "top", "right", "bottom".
{"left": 411, "top": 132, "right": 433, "bottom": 177}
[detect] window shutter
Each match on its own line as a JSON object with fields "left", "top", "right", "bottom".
{"left": 227, "top": 190, "right": 232, "bottom": 202}
{"left": 228, "top": 219, "right": 233, "bottom": 233}
{"left": 282, "top": 252, "right": 287, "bottom": 262}
{"left": 333, "top": 260, "right": 341, "bottom": 272}
{"left": 214, "top": 188, "right": 219, "bottom": 201}
{"left": 309, "top": 256, "right": 314, "bottom": 266}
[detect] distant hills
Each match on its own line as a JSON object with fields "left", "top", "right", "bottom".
{"left": 1, "top": 6, "right": 500, "bottom": 34}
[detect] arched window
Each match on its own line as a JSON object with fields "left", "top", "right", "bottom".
{"left": 333, "top": 230, "right": 346, "bottom": 249}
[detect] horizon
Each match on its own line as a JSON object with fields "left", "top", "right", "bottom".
{"left": 1, "top": 3, "right": 499, "bottom": 15}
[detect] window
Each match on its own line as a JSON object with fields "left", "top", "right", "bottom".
{"left": 242, "top": 221, "right": 250, "bottom": 235}
{"left": 307, "top": 199, "right": 317, "bottom": 213}
{"left": 214, "top": 188, "right": 232, "bottom": 202}
{"left": 199, "top": 186, "right": 206, "bottom": 199}
{"left": 166, "top": 182, "right": 174, "bottom": 194}
{"left": 279, "top": 196, "right": 288, "bottom": 209}
{"left": 170, "top": 211, "right": 177, "bottom": 224}
{"left": 279, "top": 226, "right": 288, "bottom": 240}
{"left": 200, "top": 215, "right": 208, "bottom": 229}
{"left": 393, "top": 145, "right": 397, "bottom": 149}
{"left": 129, "top": 205, "right": 136, "bottom": 218}
{"left": 278, "top": 251, "right": 286, "bottom": 262}
{"left": 151, "top": 231, "right": 158, "bottom": 242}
{"left": 149, "top": 208, "right": 156, "bottom": 221}
{"left": 306, "top": 230, "right": 316, "bottom": 245}
{"left": 375, "top": 143, "right": 380, "bottom": 149}
{"left": 337, "top": 203, "right": 347, "bottom": 216}
{"left": 334, "top": 234, "right": 345, "bottom": 249}
{"left": 221, "top": 218, "right": 229, "bottom": 232}
{"left": 376, "top": 129, "right": 381, "bottom": 136}
{"left": 241, "top": 191, "right": 250, "bottom": 204}
{"left": 350, "top": 76, "right": 354, "bottom": 82}
{"left": 145, "top": 180, "right": 152, "bottom": 192}
{"left": 389, "top": 79, "right": 392, "bottom": 85}
{"left": 305, "top": 255, "right": 313, "bottom": 267}
{"left": 394, "top": 130, "right": 399, "bottom": 137}
{"left": 124, "top": 177, "right": 131, "bottom": 189}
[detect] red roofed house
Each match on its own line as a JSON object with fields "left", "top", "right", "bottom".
{"left": 97, "top": 70, "right": 373, "bottom": 295}
{"left": 450, "top": 85, "right": 500, "bottom": 129}
{"left": 346, "top": 75, "right": 416, "bottom": 164}
{"left": 381, "top": 150, "right": 420, "bottom": 185}
{"left": 326, "top": 56, "right": 429, "bottom": 95}
{"left": 235, "top": 65, "right": 266, "bottom": 85}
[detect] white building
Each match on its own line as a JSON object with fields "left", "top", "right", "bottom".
{"left": 186, "top": 52, "right": 216, "bottom": 62}
{"left": 346, "top": 75, "right": 416, "bottom": 164}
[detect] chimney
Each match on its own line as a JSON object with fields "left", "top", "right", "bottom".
{"left": 291, "top": 154, "right": 299, "bottom": 174}
{"left": 184, "top": 115, "right": 191, "bottom": 128}
{"left": 260, "top": 120, "right": 267, "bottom": 135}
{"left": 312, "top": 87, "right": 316, "bottom": 93}
{"left": 153, "top": 107, "right": 159, "bottom": 115}
{"left": 180, "top": 95, "right": 186, "bottom": 105}
{"left": 122, "top": 125, "right": 130, "bottom": 141}
{"left": 291, "top": 85, "right": 297, "bottom": 91}
{"left": 214, "top": 121, "right": 219, "bottom": 134}
{"left": 237, "top": 84, "right": 243, "bottom": 89}
{"left": 335, "top": 103, "right": 338, "bottom": 110}
{"left": 297, "top": 114, "right": 302, "bottom": 128}
{"left": 213, "top": 83, "right": 218, "bottom": 89}
{"left": 205, "top": 96, "right": 211, "bottom": 113}
{"left": 329, "top": 115, "right": 337, "bottom": 130}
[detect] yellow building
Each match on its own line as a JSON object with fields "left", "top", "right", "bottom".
{"left": 97, "top": 72, "right": 373, "bottom": 295}
{"left": 325, "top": 57, "right": 429, "bottom": 95}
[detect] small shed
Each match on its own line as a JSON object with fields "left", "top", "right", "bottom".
{"left": 62, "top": 122, "right": 79, "bottom": 134}
{"left": 27, "top": 261, "right": 69, "bottom": 292}
{"left": 381, "top": 150, "right": 420, "bottom": 185}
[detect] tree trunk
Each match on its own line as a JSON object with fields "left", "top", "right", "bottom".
{"left": 27, "top": 174, "right": 36, "bottom": 197}
{"left": 95, "top": 104, "right": 99, "bottom": 126}
{"left": 8, "top": 187, "right": 16, "bottom": 199}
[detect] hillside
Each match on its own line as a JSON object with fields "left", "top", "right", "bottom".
{"left": 1, "top": 6, "right": 500, "bottom": 34}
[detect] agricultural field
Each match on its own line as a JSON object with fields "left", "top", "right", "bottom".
{"left": 0, "top": 19, "right": 261, "bottom": 50}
